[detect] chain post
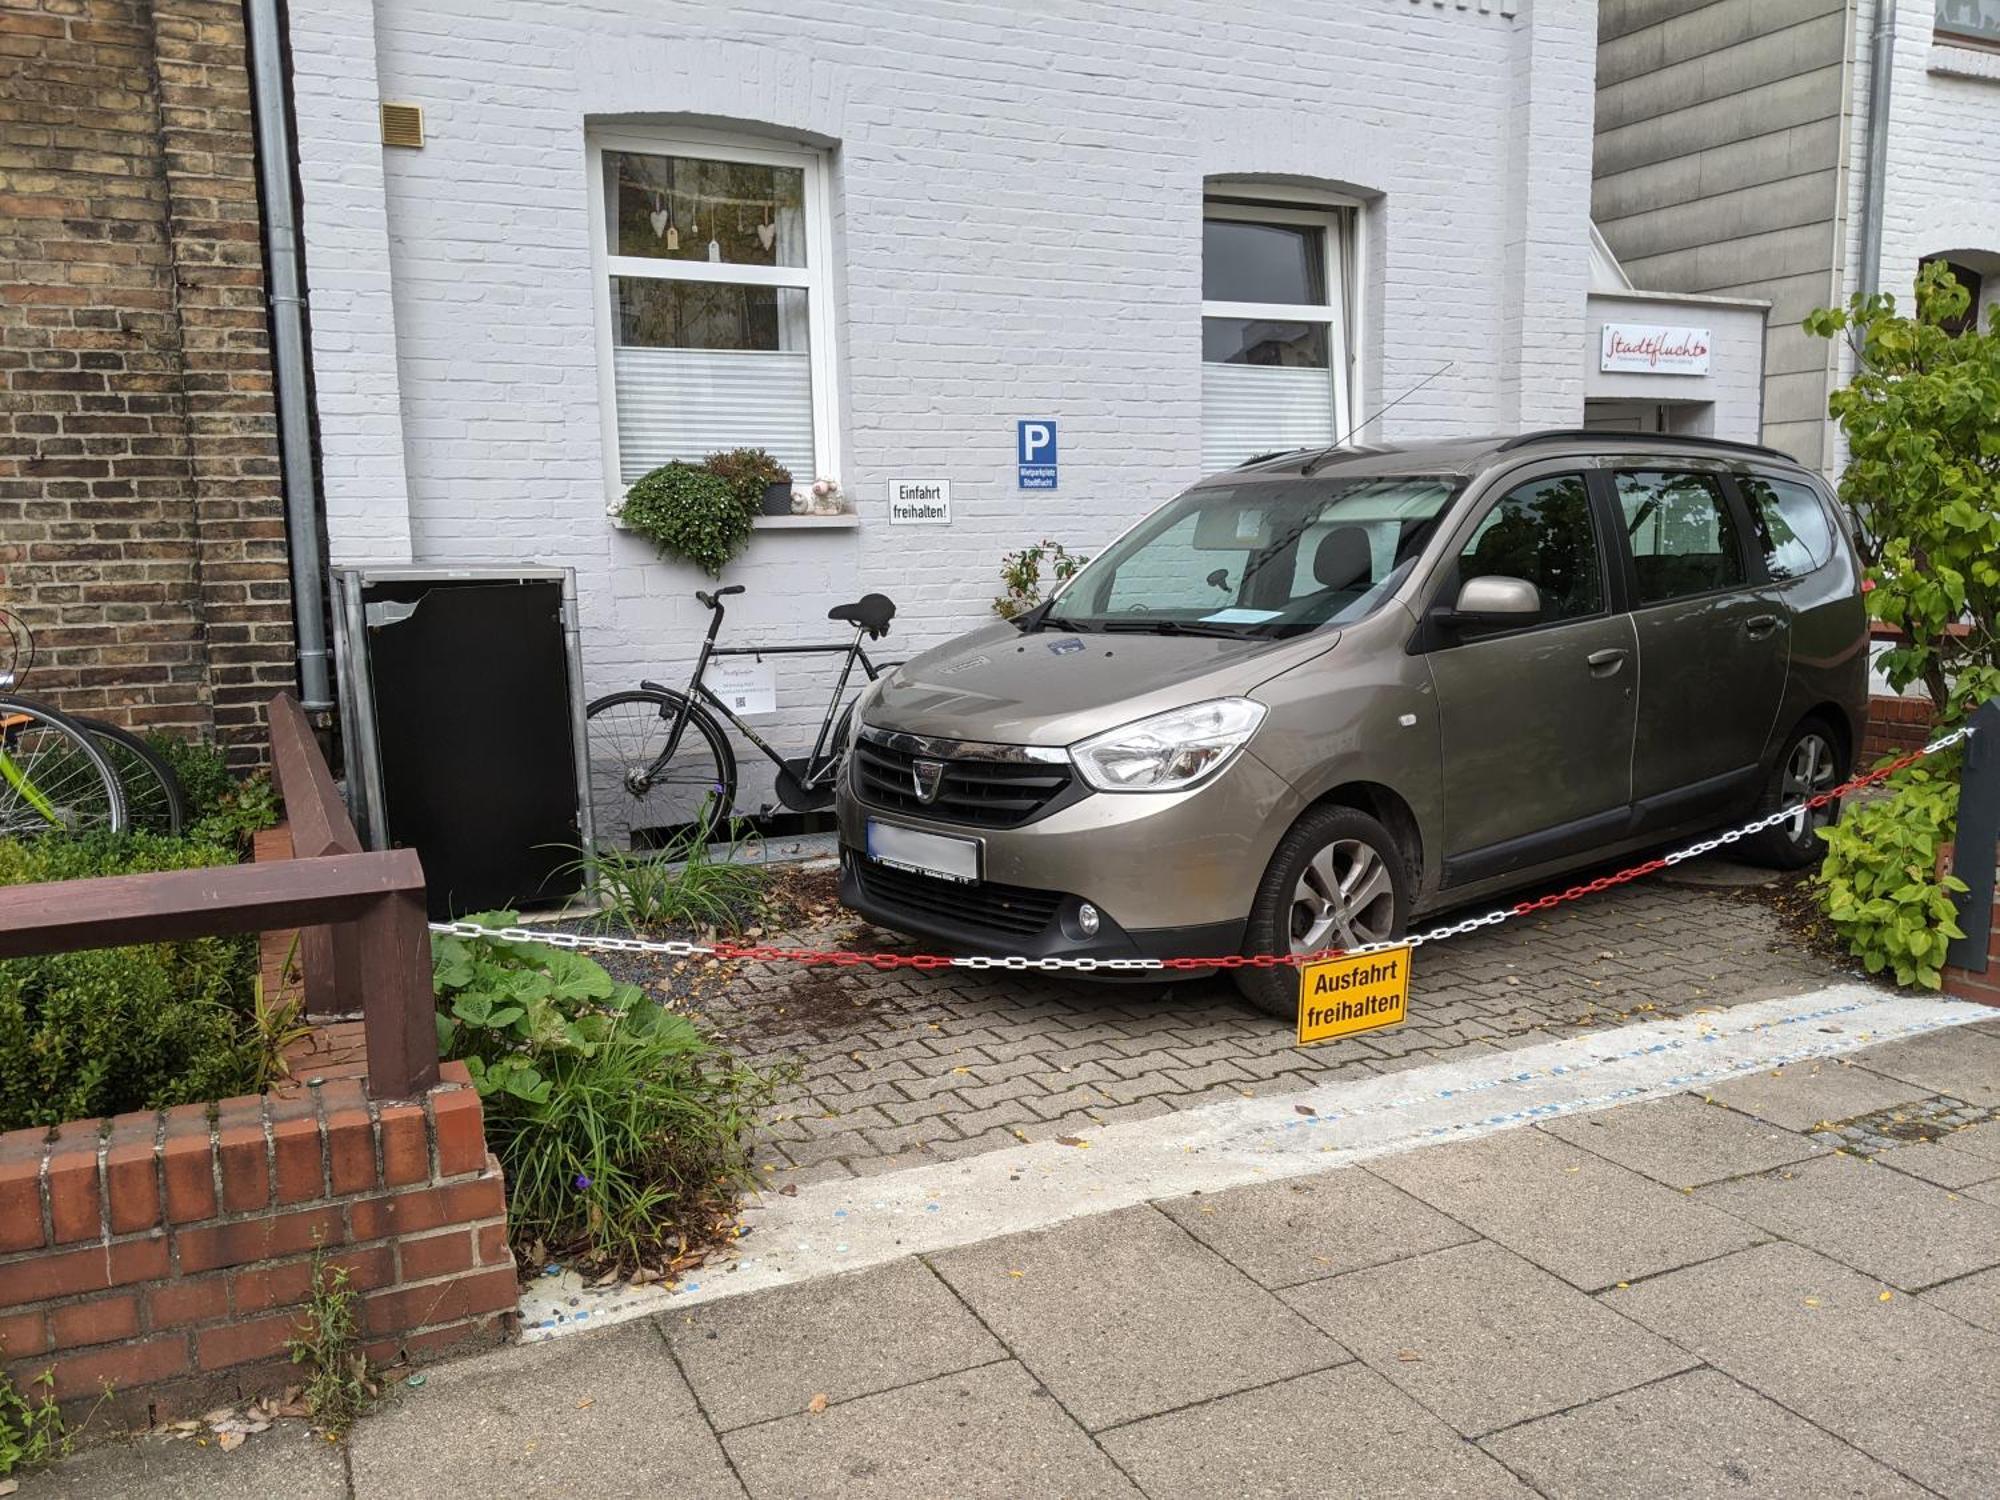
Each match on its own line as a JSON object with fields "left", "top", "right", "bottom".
{"left": 1946, "top": 699, "right": 2000, "bottom": 974}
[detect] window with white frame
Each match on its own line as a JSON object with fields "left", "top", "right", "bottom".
{"left": 588, "top": 132, "right": 838, "bottom": 499}
{"left": 1200, "top": 198, "right": 1356, "bottom": 473}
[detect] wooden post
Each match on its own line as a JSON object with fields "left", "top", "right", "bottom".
{"left": 1946, "top": 697, "right": 2000, "bottom": 974}
{"left": 267, "top": 692, "right": 365, "bottom": 1017}
{"left": 355, "top": 879, "right": 442, "bottom": 1100}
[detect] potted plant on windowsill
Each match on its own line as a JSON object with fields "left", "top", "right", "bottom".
{"left": 702, "top": 448, "right": 795, "bottom": 517}
{"left": 619, "top": 462, "right": 755, "bottom": 576}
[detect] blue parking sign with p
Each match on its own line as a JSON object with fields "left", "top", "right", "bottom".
{"left": 1017, "top": 420, "right": 1058, "bottom": 489}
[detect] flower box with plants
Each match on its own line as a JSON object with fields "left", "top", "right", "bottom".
{"left": 614, "top": 449, "right": 856, "bottom": 573}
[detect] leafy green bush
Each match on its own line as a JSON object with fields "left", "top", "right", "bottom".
{"left": 0, "top": 833, "right": 265, "bottom": 1131}
{"left": 702, "top": 447, "right": 791, "bottom": 512}
{"left": 1806, "top": 262, "right": 2000, "bottom": 720}
{"left": 620, "top": 462, "right": 757, "bottom": 578}
{"left": 1816, "top": 762, "right": 1967, "bottom": 989}
{"left": 144, "top": 733, "right": 280, "bottom": 849}
{"left": 993, "top": 538, "right": 1089, "bottom": 619}
{"left": 432, "top": 916, "right": 783, "bottom": 1267}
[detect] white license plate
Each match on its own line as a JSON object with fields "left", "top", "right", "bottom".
{"left": 866, "top": 820, "right": 981, "bottom": 884}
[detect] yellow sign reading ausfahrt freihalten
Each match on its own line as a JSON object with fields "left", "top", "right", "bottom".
{"left": 1297, "top": 946, "right": 1412, "bottom": 1046}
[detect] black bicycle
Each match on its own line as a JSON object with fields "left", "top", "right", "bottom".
{"left": 584, "top": 585, "right": 898, "bottom": 850}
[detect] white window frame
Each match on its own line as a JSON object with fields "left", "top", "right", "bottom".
{"left": 1201, "top": 194, "right": 1362, "bottom": 451}
{"left": 585, "top": 128, "right": 841, "bottom": 510}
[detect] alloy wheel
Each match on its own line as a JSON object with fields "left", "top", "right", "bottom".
{"left": 1289, "top": 837, "right": 1397, "bottom": 953}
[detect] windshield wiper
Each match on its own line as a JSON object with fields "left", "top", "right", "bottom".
{"left": 1015, "top": 606, "right": 1094, "bottom": 634}
{"left": 1094, "top": 618, "right": 1254, "bottom": 639}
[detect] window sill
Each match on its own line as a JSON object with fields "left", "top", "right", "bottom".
{"left": 1930, "top": 40, "right": 2000, "bottom": 81}
{"left": 607, "top": 511, "right": 860, "bottom": 533}
{"left": 753, "top": 514, "right": 860, "bottom": 529}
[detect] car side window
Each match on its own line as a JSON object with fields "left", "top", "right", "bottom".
{"left": 1614, "top": 470, "right": 1745, "bottom": 605}
{"left": 1739, "top": 474, "right": 1834, "bottom": 580}
{"left": 1455, "top": 474, "right": 1602, "bottom": 624}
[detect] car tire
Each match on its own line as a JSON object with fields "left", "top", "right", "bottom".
{"left": 1741, "top": 716, "right": 1847, "bottom": 870}
{"left": 1235, "top": 804, "right": 1413, "bottom": 1020}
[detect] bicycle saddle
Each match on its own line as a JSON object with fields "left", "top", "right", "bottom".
{"left": 828, "top": 593, "right": 896, "bottom": 638}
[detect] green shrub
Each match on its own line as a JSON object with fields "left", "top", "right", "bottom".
{"left": 144, "top": 734, "right": 280, "bottom": 850}
{"left": 0, "top": 833, "right": 264, "bottom": 1131}
{"left": 993, "top": 538, "right": 1089, "bottom": 619}
{"left": 620, "top": 462, "right": 756, "bottom": 577}
{"left": 575, "top": 801, "right": 766, "bottom": 933}
{"left": 432, "top": 915, "right": 783, "bottom": 1267}
{"left": 702, "top": 447, "right": 791, "bottom": 513}
{"left": 1816, "top": 762, "right": 1967, "bottom": 989}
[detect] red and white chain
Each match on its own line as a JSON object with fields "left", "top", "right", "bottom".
{"left": 430, "top": 723, "right": 1976, "bottom": 974}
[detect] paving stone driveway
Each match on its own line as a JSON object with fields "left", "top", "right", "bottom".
{"left": 55, "top": 1015, "right": 2000, "bottom": 1498}
{"left": 702, "top": 876, "right": 1848, "bottom": 1183}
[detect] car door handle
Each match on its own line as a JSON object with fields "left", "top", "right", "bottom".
{"left": 1585, "top": 648, "right": 1628, "bottom": 676}
{"left": 1744, "top": 614, "right": 1782, "bottom": 638}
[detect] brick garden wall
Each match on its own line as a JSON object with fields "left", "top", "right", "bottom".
{"left": 1862, "top": 694, "right": 1937, "bottom": 765}
{"left": 0, "top": 0, "right": 296, "bottom": 760}
{"left": 0, "top": 1065, "right": 515, "bottom": 1425}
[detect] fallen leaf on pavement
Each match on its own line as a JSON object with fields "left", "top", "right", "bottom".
{"left": 778, "top": 1183, "right": 799, "bottom": 1197}
{"left": 1294, "top": 1104, "right": 1316, "bottom": 1117}
{"left": 216, "top": 1431, "right": 245, "bottom": 1453}
{"left": 576, "top": 1397, "right": 595, "bottom": 1410}
{"left": 1396, "top": 1349, "right": 1421, "bottom": 1363}
{"left": 1879, "top": 1290, "right": 1894, "bottom": 1302}
{"left": 1055, "top": 1136, "right": 1088, "bottom": 1148}
{"left": 807, "top": 1393, "right": 829, "bottom": 1414}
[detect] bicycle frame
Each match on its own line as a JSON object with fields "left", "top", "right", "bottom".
{"left": 645, "top": 596, "right": 886, "bottom": 792}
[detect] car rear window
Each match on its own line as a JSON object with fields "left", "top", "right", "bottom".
{"left": 1740, "top": 474, "right": 1835, "bottom": 580}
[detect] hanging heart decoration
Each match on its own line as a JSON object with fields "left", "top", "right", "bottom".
{"left": 650, "top": 207, "right": 670, "bottom": 238}
{"left": 757, "top": 218, "right": 777, "bottom": 252}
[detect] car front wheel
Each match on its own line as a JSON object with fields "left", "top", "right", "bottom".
{"left": 1235, "top": 804, "right": 1412, "bottom": 1020}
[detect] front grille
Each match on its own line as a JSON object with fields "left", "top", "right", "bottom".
{"left": 853, "top": 858, "right": 1063, "bottom": 939}
{"left": 853, "top": 735, "right": 1074, "bottom": 828}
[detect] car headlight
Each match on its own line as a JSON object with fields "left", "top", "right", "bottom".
{"left": 1069, "top": 698, "right": 1267, "bottom": 793}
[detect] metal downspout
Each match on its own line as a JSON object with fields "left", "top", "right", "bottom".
{"left": 243, "top": 0, "right": 333, "bottom": 712}
{"left": 1858, "top": 0, "right": 1898, "bottom": 297}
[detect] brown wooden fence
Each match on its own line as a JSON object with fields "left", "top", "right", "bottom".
{"left": 0, "top": 693, "right": 439, "bottom": 1099}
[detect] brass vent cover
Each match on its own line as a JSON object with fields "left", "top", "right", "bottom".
{"left": 380, "top": 102, "right": 425, "bottom": 148}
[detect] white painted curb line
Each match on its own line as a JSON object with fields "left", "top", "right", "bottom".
{"left": 519, "top": 983, "right": 1985, "bottom": 1340}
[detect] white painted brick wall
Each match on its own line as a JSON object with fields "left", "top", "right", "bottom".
{"left": 289, "top": 0, "right": 416, "bottom": 565}
{"left": 290, "top": 0, "right": 1598, "bottom": 795}
{"left": 1835, "top": 0, "right": 2000, "bottom": 465}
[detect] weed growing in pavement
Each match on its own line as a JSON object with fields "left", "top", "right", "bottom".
{"left": 432, "top": 916, "right": 789, "bottom": 1271}
{"left": 287, "top": 1251, "right": 372, "bottom": 1438}
{"left": 569, "top": 799, "right": 767, "bottom": 935}
{"left": 0, "top": 1369, "right": 71, "bottom": 1477}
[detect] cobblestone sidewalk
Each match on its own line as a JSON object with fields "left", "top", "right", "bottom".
{"left": 700, "top": 878, "right": 1847, "bottom": 1183}
{"left": 42, "top": 1012, "right": 2000, "bottom": 1498}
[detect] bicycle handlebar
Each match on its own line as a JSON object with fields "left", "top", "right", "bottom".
{"left": 695, "top": 585, "right": 747, "bottom": 610}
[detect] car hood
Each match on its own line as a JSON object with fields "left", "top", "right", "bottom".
{"left": 864, "top": 620, "right": 1342, "bottom": 747}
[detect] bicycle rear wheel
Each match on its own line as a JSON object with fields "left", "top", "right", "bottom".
{"left": 584, "top": 689, "right": 736, "bottom": 852}
{"left": 0, "top": 696, "right": 126, "bottom": 837}
{"left": 77, "top": 717, "right": 186, "bottom": 836}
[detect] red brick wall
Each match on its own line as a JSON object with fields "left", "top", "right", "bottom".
{"left": 1863, "top": 694, "right": 1936, "bottom": 765}
{"left": 0, "top": 0, "right": 296, "bottom": 762}
{"left": 0, "top": 1065, "right": 514, "bottom": 1425}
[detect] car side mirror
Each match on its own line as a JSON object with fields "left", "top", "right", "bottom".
{"left": 1436, "top": 575, "right": 1541, "bottom": 630}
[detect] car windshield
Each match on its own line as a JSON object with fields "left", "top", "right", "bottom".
{"left": 1039, "top": 475, "right": 1463, "bottom": 639}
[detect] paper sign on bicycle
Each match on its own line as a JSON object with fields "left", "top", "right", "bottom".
{"left": 703, "top": 657, "right": 776, "bottom": 716}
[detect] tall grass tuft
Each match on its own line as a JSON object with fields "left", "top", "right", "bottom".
{"left": 572, "top": 799, "right": 767, "bottom": 934}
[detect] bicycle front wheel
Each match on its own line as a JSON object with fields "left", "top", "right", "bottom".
{"left": 0, "top": 696, "right": 126, "bottom": 837}
{"left": 77, "top": 717, "right": 186, "bottom": 836}
{"left": 584, "top": 689, "right": 736, "bottom": 852}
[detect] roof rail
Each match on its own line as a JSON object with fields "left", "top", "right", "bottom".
{"left": 1234, "top": 447, "right": 1312, "bottom": 469}
{"left": 1496, "top": 428, "right": 1794, "bottom": 462}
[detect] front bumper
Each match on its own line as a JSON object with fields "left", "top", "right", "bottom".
{"left": 835, "top": 738, "right": 1293, "bottom": 958}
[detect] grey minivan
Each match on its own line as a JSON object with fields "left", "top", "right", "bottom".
{"left": 835, "top": 431, "right": 1868, "bottom": 1015}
